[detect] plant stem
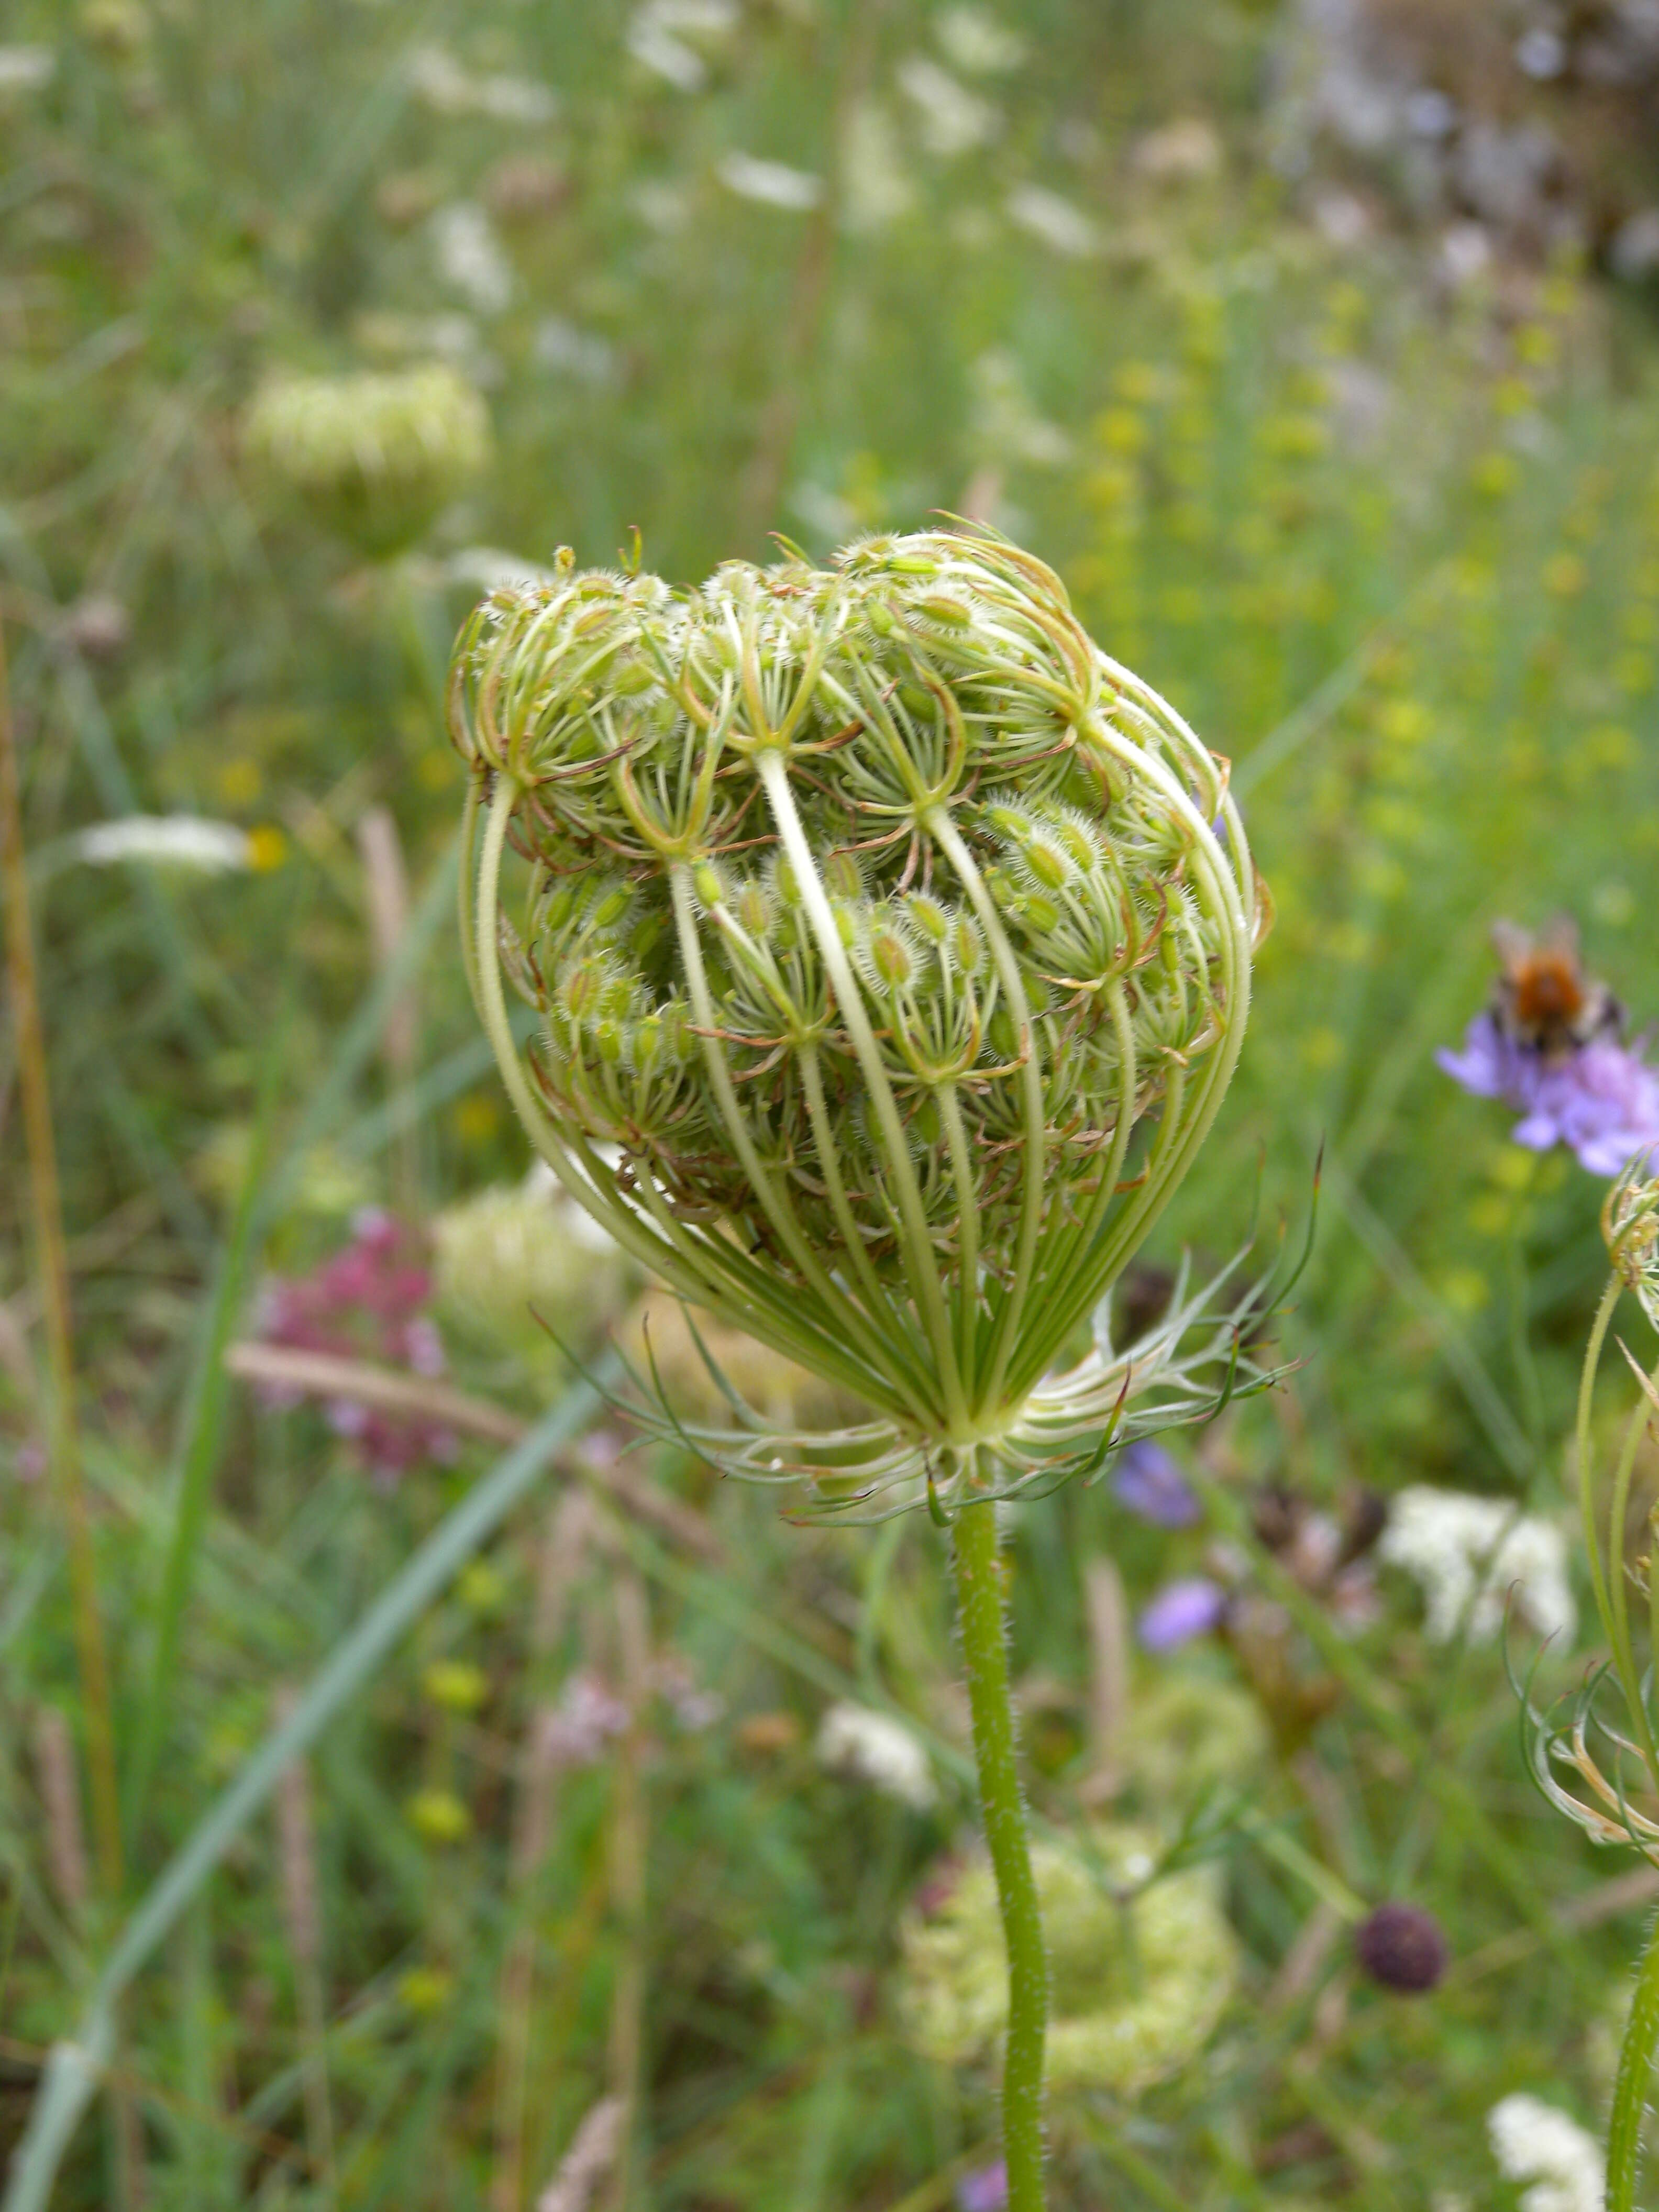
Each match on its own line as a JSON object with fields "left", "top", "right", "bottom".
{"left": 1609, "top": 1908, "right": 1659, "bottom": 2211}
{"left": 952, "top": 1499, "right": 1047, "bottom": 2211}
{"left": 0, "top": 619, "right": 124, "bottom": 1900}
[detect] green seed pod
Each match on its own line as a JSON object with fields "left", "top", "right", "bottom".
{"left": 454, "top": 524, "right": 1262, "bottom": 1514}
{"left": 242, "top": 366, "right": 489, "bottom": 561}
{"left": 906, "top": 893, "right": 950, "bottom": 943}
{"left": 693, "top": 861, "right": 724, "bottom": 912}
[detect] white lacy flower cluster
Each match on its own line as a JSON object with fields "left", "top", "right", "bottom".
{"left": 815, "top": 1702, "right": 936, "bottom": 1811}
{"left": 1378, "top": 1486, "right": 1576, "bottom": 1647}
{"left": 1488, "top": 2094, "right": 1605, "bottom": 2212}
{"left": 76, "top": 815, "right": 251, "bottom": 873}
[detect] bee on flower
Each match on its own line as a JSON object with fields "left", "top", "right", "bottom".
{"left": 1439, "top": 917, "right": 1659, "bottom": 1175}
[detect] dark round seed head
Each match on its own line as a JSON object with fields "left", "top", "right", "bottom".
{"left": 1355, "top": 1901, "right": 1448, "bottom": 1994}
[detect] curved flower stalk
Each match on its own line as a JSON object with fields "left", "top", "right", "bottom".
{"left": 244, "top": 365, "right": 490, "bottom": 561}
{"left": 1520, "top": 1153, "right": 1659, "bottom": 2212}
{"left": 450, "top": 523, "right": 1261, "bottom": 2211}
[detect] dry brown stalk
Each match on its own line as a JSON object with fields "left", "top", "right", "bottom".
{"left": 493, "top": 1490, "right": 599, "bottom": 2212}
{"left": 1080, "top": 1556, "right": 1130, "bottom": 1803}
{"left": 31, "top": 1707, "right": 89, "bottom": 1920}
{"left": 0, "top": 619, "right": 123, "bottom": 1898}
{"left": 534, "top": 2096, "right": 623, "bottom": 2212}
{"left": 224, "top": 1340, "right": 724, "bottom": 1561}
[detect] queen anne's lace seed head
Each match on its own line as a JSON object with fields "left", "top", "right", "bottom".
{"left": 245, "top": 365, "right": 490, "bottom": 560}
{"left": 899, "top": 1823, "right": 1236, "bottom": 2097}
{"left": 454, "top": 526, "right": 1262, "bottom": 1512}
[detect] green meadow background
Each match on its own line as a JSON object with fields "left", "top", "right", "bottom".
{"left": 5, "top": 2, "right": 1659, "bottom": 2204}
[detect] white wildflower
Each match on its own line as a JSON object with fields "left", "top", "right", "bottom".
{"left": 627, "top": 0, "right": 737, "bottom": 93}
{"left": 633, "top": 179, "right": 691, "bottom": 234}
{"left": 935, "top": 5, "right": 1025, "bottom": 75}
{"left": 533, "top": 316, "right": 616, "bottom": 384}
{"left": 840, "top": 98, "right": 914, "bottom": 234}
{"left": 628, "top": 22, "right": 704, "bottom": 92}
{"left": 1005, "top": 183, "right": 1099, "bottom": 259}
{"left": 716, "top": 151, "right": 824, "bottom": 211}
{"left": 895, "top": 56, "right": 999, "bottom": 157}
{"left": 0, "top": 46, "right": 55, "bottom": 93}
{"left": 1488, "top": 2094, "right": 1604, "bottom": 2212}
{"left": 430, "top": 202, "right": 513, "bottom": 316}
{"left": 406, "top": 46, "right": 557, "bottom": 125}
{"left": 816, "top": 1701, "right": 936, "bottom": 1811}
{"left": 1379, "top": 1487, "right": 1576, "bottom": 1648}
{"left": 77, "top": 815, "right": 251, "bottom": 873}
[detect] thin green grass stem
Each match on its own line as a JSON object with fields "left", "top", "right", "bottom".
{"left": 1609, "top": 1909, "right": 1659, "bottom": 2212}
{"left": 127, "top": 1004, "right": 283, "bottom": 1833}
{"left": 951, "top": 1498, "right": 1047, "bottom": 2212}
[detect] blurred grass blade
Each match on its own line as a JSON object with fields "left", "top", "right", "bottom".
{"left": 124, "top": 992, "right": 285, "bottom": 1834}
{"left": 2, "top": 1366, "right": 610, "bottom": 2212}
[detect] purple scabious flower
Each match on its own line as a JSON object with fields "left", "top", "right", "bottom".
{"left": 956, "top": 2162, "right": 1008, "bottom": 2212}
{"left": 1137, "top": 1576, "right": 1227, "bottom": 1651}
{"left": 1437, "top": 1012, "right": 1659, "bottom": 1177}
{"left": 1112, "top": 1438, "right": 1202, "bottom": 1528}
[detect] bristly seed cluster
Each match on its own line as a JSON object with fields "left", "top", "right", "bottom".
{"left": 454, "top": 525, "right": 1264, "bottom": 1511}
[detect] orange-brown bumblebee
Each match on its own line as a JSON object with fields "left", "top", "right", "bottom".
{"left": 1490, "top": 917, "right": 1621, "bottom": 1058}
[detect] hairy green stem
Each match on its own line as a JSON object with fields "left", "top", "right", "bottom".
{"left": 1610, "top": 1910, "right": 1659, "bottom": 2211}
{"left": 952, "top": 1500, "right": 1047, "bottom": 2211}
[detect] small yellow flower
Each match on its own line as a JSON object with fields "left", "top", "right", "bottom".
{"left": 406, "top": 1788, "right": 471, "bottom": 1845}
{"left": 397, "top": 1965, "right": 455, "bottom": 2015}
{"left": 1437, "top": 1268, "right": 1490, "bottom": 1316}
{"left": 1096, "top": 406, "right": 1148, "bottom": 456}
{"left": 422, "top": 1660, "right": 491, "bottom": 1715}
{"left": 452, "top": 1093, "right": 502, "bottom": 1145}
{"left": 457, "top": 1561, "right": 506, "bottom": 1613}
{"left": 217, "top": 757, "right": 262, "bottom": 806}
{"left": 246, "top": 825, "right": 287, "bottom": 871}
{"left": 1470, "top": 451, "right": 1518, "bottom": 498}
